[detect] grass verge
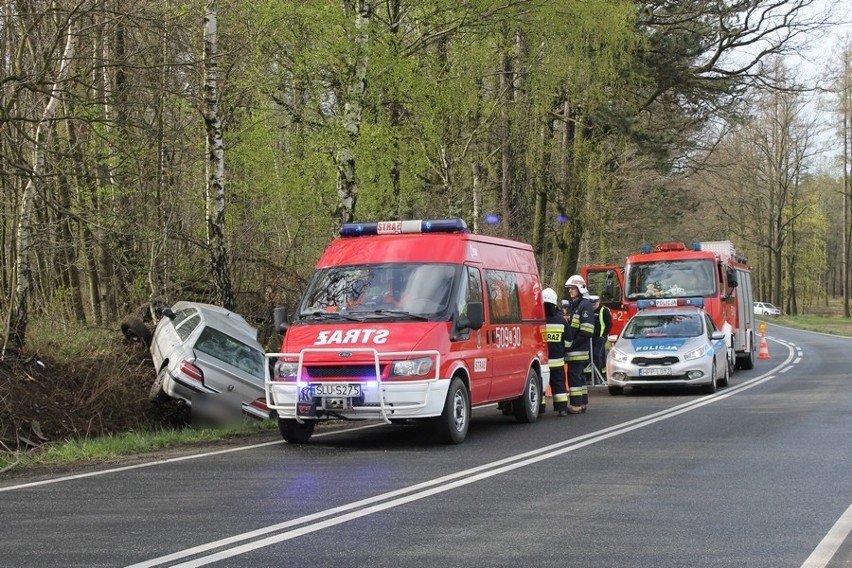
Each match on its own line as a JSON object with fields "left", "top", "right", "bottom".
{"left": 0, "top": 419, "right": 277, "bottom": 475}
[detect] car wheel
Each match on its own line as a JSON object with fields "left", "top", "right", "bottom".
{"left": 121, "top": 317, "right": 152, "bottom": 348}
{"left": 149, "top": 367, "right": 169, "bottom": 402}
{"left": 278, "top": 418, "right": 316, "bottom": 444}
{"left": 703, "top": 363, "right": 718, "bottom": 394}
{"left": 719, "top": 356, "right": 730, "bottom": 388}
{"left": 513, "top": 368, "right": 541, "bottom": 424}
{"left": 434, "top": 377, "right": 470, "bottom": 444}
{"left": 608, "top": 385, "right": 624, "bottom": 395}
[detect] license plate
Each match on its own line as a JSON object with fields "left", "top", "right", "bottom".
{"left": 639, "top": 367, "right": 672, "bottom": 376}
{"left": 309, "top": 384, "right": 362, "bottom": 397}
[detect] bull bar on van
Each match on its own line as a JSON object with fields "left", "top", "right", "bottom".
{"left": 265, "top": 348, "right": 445, "bottom": 424}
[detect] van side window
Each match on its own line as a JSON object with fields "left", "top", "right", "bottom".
{"left": 485, "top": 270, "right": 521, "bottom": 324}
{"left": 457, "top": 266, "right": 483, "bottom": 316}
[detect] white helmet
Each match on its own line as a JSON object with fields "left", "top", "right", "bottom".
{"left": 542, "top": 288, "right": 558, "bottom": 305}
{"left": 565, "top": 274, "right": 588, "bottom": 295}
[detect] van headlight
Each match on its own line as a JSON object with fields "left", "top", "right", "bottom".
{"left": 274, "top": 361, "right": 298, "bottom": 380}
{"left": 684, "top": 345, "right": 707, "bottom": 361}
{"left": 392, "top": 357, "right": 434, "bottom": 377}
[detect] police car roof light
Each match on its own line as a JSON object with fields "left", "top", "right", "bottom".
{"left": 339, "top": 218, "right": 468, "bottom": 237}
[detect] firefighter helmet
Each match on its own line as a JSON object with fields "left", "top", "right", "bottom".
{"left": 565, "top": 274, "right": 588, "bottom": 295}
{"left": 542, "top": 288, "right": 558, "bottom": 305}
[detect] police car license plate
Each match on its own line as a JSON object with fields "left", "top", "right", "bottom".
{"left": 310, "top": 384, "right": 362, "bottom": 398}
{"left": 639, "top": 368, "right": 672, "bottom": 376}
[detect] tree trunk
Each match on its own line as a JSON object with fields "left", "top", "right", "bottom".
{"left": 204, "top": 0, "right": 235, "bottom": 310}
{"left": 6, "top": 23, "right": 76, "bottom": 352}
{"left": 335, "top": 0, "right": 372, "bottom": 226}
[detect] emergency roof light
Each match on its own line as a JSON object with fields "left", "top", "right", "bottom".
{"left": 653, "top": 242, "right": 687, "bottom": 253}
{"left": 339, "top": 218, "right": 468, "bottom": 237}
{"left": 636, "top": 297, "right": 705, "bottom": 310}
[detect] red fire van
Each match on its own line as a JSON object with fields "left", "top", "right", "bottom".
{"left": 265, "top": 219, "right": 549, "bottom": 444}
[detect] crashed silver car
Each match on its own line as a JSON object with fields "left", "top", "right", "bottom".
{"left": 149, "top": 301, "right": 271, "bottom": 421}
{"left": 606, "top": 304, "right": 729, "bottom": 396}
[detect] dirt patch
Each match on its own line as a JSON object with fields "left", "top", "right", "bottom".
{"left": 0, "top": 341, "right": 185, "bottom": 452}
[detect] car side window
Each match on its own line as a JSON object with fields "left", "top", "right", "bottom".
{"left": 176, "top": 313, "right": 201, "bottom": 341}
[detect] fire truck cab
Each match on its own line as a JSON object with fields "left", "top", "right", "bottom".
{"left": 582, "top": 240, "right": 756, "bottom": 372}
{"left": 265, "top": 219, "right": 549, "bottom": 445}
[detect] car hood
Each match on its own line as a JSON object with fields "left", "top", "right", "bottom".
{"left": 621, "top": 337, "right": 699, "bottom": 354}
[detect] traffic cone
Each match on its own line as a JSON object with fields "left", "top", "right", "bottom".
{"left": 758, "top": 332, "right": 771, "bottom": 359}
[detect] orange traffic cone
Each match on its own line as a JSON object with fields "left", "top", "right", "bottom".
{"left": 758, "top": 332, "right": 771, "bottom": 359}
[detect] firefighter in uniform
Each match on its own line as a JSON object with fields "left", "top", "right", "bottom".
{"left": 564, "top": 275, "right": 595, "bottom": 413}
{"left": 590, "top": 294, "right": 612, "bottom": 378}
{"left": 541, "top": 288, "right": 570, "bottom": 416}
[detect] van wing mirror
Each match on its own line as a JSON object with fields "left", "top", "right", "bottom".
{"left": 459, "top": 301, "right": 484, "bottom": 331}
{"left": 273, "top": 307, "right": 289, "bottom": 335}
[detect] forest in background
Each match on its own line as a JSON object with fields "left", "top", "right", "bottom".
{"left": 2, "top": 0, "right": 851, "bottom": 356}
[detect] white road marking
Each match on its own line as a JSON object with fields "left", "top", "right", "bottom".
{"left": 800, "top": 502, "right": 852, "bottom": 568}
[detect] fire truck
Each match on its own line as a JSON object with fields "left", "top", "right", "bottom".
{"left": 582, "top": 240, "right": 756, "bottom": 371}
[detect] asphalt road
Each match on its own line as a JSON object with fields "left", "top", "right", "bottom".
{"left": 1, "top": 322, "right": 851, "bottom": 568}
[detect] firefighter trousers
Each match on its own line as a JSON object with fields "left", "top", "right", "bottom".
{"left": 547, "top": 364, "right": 569, "bottom": 412}
{"left": 567, "top": 360, "right": 589, "bottom": 407}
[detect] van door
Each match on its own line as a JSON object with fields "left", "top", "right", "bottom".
{"left": 451, "top": 265, "right": 491, "bottom": 403}
{"left": 484, "top": 269, "right": 527, "bottom": 400}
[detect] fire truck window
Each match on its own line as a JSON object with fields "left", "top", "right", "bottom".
{"left": 485, "top": 270, "right": 521, "bottom": 324}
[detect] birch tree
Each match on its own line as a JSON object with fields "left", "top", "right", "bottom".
{"left": 203, "top": 0, "right": 235, "bottom": 310}
{"left": 5, "top": 17, "right": 76, "bottom": 353}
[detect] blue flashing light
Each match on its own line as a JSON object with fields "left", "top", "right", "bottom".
{"left": 642, "top": 244, "right": 652, "bottom": 254}
{"left": 340, "top": 218, "right": 468, "bottom": 237}
{"left": 691, "top": 242, "right": 701, "bottom": 251}
{"left": 485, "top": 213, "right": 501, "bottom": 225}
{"left": 557, "top": 214, "right": 570, "bottom": 223}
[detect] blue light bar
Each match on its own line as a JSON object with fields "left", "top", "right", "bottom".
{"left": 340, "top": 218, "right": 468, "bottom": 237}
{"left": 642, "top": 244, "right": 652, "bottom": 254}
{"left": 691, "top": 242, "right": 701, "bottom": 251}
{"left": 636, "top": 297, "right": 705, "bottom": 309}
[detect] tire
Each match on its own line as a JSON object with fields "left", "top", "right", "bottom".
{"left": 719, "top": 356, "right": 731, "bottom": 388}
{"left": 434, "top": 377, "right": 470, "bottom": 444}
{"left": 608, "top": 385, "right": 624, "bottom": 395}
{"left": 737, "top": 335, "right": 756, "bottom": 370}
{"left": 513, "top": 368, "right": 541, "bottom": 424}
{"left": 149, "top": 367, "right": 169, "bottom": 402}
{"left": 703, "top": 363, "right": 718, "bottom": 394}
{"left": 121, "top": 317, "right": 153, "bottom": 348}
{"left": 278, "top": 418, "right": 316, "bottom": 444}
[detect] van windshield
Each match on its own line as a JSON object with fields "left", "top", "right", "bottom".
{"left": 300, "top": 263, "right": 457, "bottom": 319}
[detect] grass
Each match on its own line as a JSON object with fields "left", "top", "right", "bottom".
{"left": 0, "top": 419, "right": 277, "bottom": 475}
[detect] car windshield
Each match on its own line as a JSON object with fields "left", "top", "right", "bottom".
{"left": 625, "top": 259, "right": 716, "bottom": 299}
{"left": 622, "top": 314, "right": 703, "bottom": 339}
{"left": 299, "top": 263, "right": 457, "bottom": 319}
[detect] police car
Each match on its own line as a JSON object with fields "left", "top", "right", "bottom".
{"left": 606, "top": 299, "right": 729, "bottom": 395}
